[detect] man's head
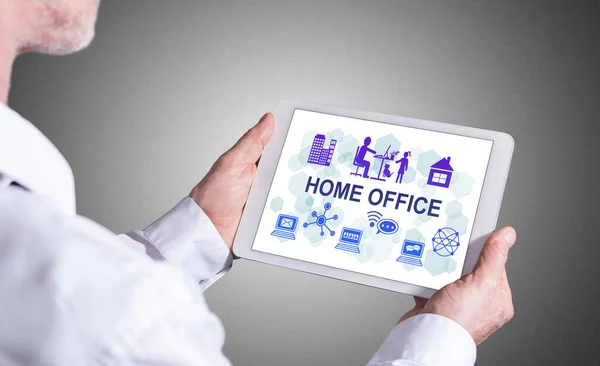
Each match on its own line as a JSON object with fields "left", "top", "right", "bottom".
{"left": 9, "top": 0, "right": 101, "bottom": 55}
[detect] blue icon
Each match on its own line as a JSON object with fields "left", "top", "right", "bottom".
{"left": 270, "top": 214, "right": 299, "bottom": 240}
{"left": 432, "top": 227, "right": 460, "bottom": 256}
{"left": 335, "top": 228, "right": 363, "bottom": 253}
{"left": 367, "top": 210, "right": 399, "bottom": 235}
{"left": 427, "top": 157, "right": 454, "bottom": 188}
{"left": 307, "top": 134, "right": 337, "bottom": 167}
{"left": 396, "top": 239, "right": 425, "bottom": 266}
{"left": 367, "top": 211, "right": 383, "bottom": 226}
{"left": 303, "top": 202, "right": 338, "bottom": 236}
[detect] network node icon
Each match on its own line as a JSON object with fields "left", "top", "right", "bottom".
{"left": 303, "top": 202, "right": 338, "bottom": 236}
{"left": 432, "top": 227, "right": 460, "bottom": 257}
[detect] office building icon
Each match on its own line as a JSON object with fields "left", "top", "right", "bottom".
{"left": 335, "top": 227, "right": 363, "bottom": 253}
{"left": 396, "top": 239, "right": 425, "bottom": 266}
{"left": 307, "top": 134, "right": 337, "bottom": 167}
{"left": 270, "top": 214, "right": 299, "bottom": 240}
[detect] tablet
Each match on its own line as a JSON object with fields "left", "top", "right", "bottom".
{"left": 234, "top": 100, "right": 513, "bottom": 298}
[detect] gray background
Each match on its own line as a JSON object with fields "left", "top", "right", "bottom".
{"left": 9, "top": 0, "right": 600, "bottom": 365}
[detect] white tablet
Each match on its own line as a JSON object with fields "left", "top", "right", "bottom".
{"left": 234, "top": 100, "right": 513, "bottom": 298}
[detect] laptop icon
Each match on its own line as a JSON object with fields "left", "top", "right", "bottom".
{"left": 270, "top": 214, "right": 299, "bottom": 240}
{"left": 396, "top": 239, "right": 425, "bottom": 266}
{"left": 335, "top": 227, "right": 363, "bottom": 253}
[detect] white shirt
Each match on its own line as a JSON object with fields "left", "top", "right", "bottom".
{"left": 0, "top": 102, "right": 476, "bottom": 366}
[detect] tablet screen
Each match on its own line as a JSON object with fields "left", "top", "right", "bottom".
{"left": 252, "top": 109, "right": 493, "bottom": 290}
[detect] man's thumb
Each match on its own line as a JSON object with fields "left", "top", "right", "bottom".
{"left": 226, "top": 113, "right": 275, "bottom": 167}
{"left": 472, "top": 226, "right": 516, "bottom": 279}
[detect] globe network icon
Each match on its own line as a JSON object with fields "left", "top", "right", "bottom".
{"left": 432, "top": 227, "right": 460, "bottom": 257}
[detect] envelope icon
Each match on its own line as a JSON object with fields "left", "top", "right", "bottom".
{"left": 276, "top": 214, "right": 298, "bottom": 231}
{"left": 281, "top": 218, "right": 295, "bottom": 228}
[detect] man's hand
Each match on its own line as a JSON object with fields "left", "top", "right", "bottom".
{"left": 399, "top": 226, "right": 517, "bottom": 344}
{"left": 190, "top": 113, "right": 275, "bottom": 253}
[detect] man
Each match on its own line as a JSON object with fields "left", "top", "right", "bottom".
{"left": 0, "top": 1, "right": 516, "bottom": 365}
{"left": 355, "top": 136, "right": 377, "bottom": 178}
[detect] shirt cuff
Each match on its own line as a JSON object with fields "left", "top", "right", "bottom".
{"left": 128, "top": 197, "right": 233, "bottom": 288}
{"left": 367, "top": 314, "right": 476, "bottom": 366}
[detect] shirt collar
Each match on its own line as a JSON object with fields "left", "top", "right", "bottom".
{"left": 0, "top": 102, "right": 75, "bottom": 215}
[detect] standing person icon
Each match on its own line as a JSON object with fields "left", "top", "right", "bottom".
{"left": 354, "top": 137, "right": 377, "bottom": 178}
{"left": 395, "top": 151, "right": 411, "bottom": 183}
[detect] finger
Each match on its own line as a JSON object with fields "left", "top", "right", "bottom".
{"left": 472, "top": 226, "right": 516, "bottom": 280}
{"left": 227, "top": 113, "right": 275, "bottom": 168}
{"left": 413, "top": 296, "right": 428, "bottom": 308}
{"left": 500, "top": 268, "right": 508, "bottom": 285}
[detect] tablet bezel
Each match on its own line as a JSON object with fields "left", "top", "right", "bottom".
{"left": 234, "top": 99, "right": 513, "bottom": 298}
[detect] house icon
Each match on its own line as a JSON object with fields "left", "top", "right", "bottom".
{"left": 427, "top": 157, "right": 454, "bottom": 188}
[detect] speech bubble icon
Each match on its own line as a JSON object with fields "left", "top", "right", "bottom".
{"left": 377, "top": 218, "right": 399, "bottom": 235}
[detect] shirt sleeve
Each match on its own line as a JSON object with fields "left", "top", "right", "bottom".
{"left": 120, "top": 197, "right": 233, "bottom": 291}
{"left": 367, "top": 314, "right": 476, "bottom": 366}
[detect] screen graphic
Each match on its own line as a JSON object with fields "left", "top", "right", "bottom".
{"left": 253, "top": 110, "right": 493, "bottom": 290}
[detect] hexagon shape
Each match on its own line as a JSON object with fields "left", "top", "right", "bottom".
{"left": 288, "top": 172, "right": 309, "bottom": 195}
{"left": 413, "top": 217, "right": 423, "bottom": 228}
{"left": 326, "top": 204, "right": 345, "bottom": 229}
{"left": 323, "top": 164, "right": 341, "bottom": 179}
{"left": 337, "top": 151, "right": 351, "bottom": 165}
{"left": 446, "top": 213, "right": 469, "bottom": 235}
{"left": 302, "top": 223, "right": 328, "bottom": 246}
{"left": 416, "top": 150, "right": 442, "bottom": 178}
{"left": 450, "top": 172, "right": 474, "bottom": 198}
{"left": 270, "top": 197, "right": 284, "bottom": 212}
{"left": 403, "top": 167, "right": 417, "bottom": 183}
{"left": 305, "top": 196, "right": 314, "bottom": 206}
{"left": 330, "top": 128, "right": 345, "bottom": 142}
{"left": 338, "top": 134, "right": 359, "bottom": 152}
{"left": 403, "top": 264, "right": 417, "bottom": 272}
{"left": 423, "top": 250, "right": 458, "bottom": 276}
{"left": 298, "top": 146, "right": 312, "bottom": 169}
{"left": 356, "top": 242, "right": 375, "bottom": 263}
{"left": 405, "top": 228, "right": 425, "bottom": 243}
{"left": 445, "top": 200, "right": 463, "bottom": 218}
{"left": 419, "top": 213, "right": 433, "bottom": 223}
{"left": 288, "top": 153, "right": 304, "bottom": 172}
{"left": 374, "top": 134, "right": 401, "bottom": 154}
{"left": 294, "top": 192, "right": 315, "bottom": 214}
{"left": 417, "top": 178, "right": 437, "bottom": 197}
{"left": 302, "top": 130, "right": 320, "bottom": 146}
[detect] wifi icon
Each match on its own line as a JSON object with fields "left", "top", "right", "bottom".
{"left": 367, "top": 211, "right": 383, "bottom": 227}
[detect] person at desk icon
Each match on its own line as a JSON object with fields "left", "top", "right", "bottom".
{"left": 354, "top": 136, "right": 377, "bottom": 178}
{"left": 395, "top": 151, "right": 411, "bottom": 184}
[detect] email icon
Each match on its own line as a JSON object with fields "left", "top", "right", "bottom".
{"left": 271, "top": 214, "right": 299, "bottom": 240}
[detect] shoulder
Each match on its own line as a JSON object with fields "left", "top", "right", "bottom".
{"left": 0, "top": 188, "right": 224, "bottom": 364}
{"left": 1, "top": 187, "right": 94, "bottom": 243}
{"left": 0, "top": 187, "right": 146, "bottom": 270}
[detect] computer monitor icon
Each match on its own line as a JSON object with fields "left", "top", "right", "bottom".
{"left": 270, "top": 214, "right": 299, "bottom": 240}
{"left": 396, "top": 239, "right": 425, "bottom": 266}
{"left": 335, "top": 227, "right": 363, "bottom": 253}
